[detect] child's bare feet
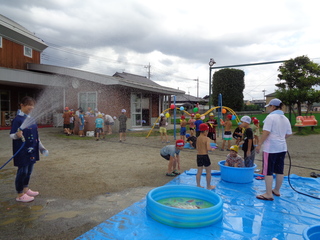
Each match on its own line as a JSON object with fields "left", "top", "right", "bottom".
{"left": 197, "top": 185, "right": 204, "bottom": 188}
{"left": 207, "top": 185, "right": 216, "bottom": 190}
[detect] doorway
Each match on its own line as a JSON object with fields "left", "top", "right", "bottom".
{"left": 131, "top": 93, "right": 150, "bottom": 127}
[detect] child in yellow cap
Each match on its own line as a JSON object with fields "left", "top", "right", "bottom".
{"left": 225, "top": 145, "right": 244, "bottom": 167}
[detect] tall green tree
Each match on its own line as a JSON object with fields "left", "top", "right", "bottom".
{"left": 212, "top": 68, "right": 245, "bottom": 111}
{"left": 276, "top": 55, "right": 320, "bottom": 116}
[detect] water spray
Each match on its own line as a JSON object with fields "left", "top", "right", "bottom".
{"left": 1, "top": 87, "right": 58, "bottom": 170}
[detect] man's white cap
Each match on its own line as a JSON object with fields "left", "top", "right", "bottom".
{"left": 121, "top": 109, "right": 126, "bottom": 113}
{"left": 265, "top": 98, "right": 282, "bottom": 107}
{"left": 160, "top": 113, "right": 164, "bottom": 117}
{"left": 240, "top": 116, "right": 251, "bottom": 124}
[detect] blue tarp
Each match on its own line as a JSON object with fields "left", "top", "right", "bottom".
{"left": 77, "top": 171, "right": 320, "bottom": 240}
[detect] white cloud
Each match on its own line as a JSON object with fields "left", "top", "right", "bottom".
{"left": 1, "top": 0, "right": 320, "bottom": 100}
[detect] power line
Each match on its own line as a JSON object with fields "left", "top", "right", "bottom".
{"left": 39, "top": 37, "right": 203, "bottom": 86}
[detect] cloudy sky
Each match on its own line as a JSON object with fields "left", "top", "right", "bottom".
{"left": 1, "top": 0, "right": 320, "bottom": 100}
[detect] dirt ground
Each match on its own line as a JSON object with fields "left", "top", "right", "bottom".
{"left": 0, "top": 127, "right": 319, "bottom": 240}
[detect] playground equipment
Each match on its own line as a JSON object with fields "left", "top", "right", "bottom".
{"left": 146, "top": 105, "right": 240, "bottom": 138}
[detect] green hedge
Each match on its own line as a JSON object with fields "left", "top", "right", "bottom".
{"left": 170, "top": 113, "right": 320, "bottom": 129}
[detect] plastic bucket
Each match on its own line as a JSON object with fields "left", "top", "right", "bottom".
{"left": 303, "top": 225, "right": 320, "bottom": 240}
{"left": 146, "top": 185, "right": 223, "bottom": 228}
{"left": 218, "top": 160, "right": 256, "bottom": 183}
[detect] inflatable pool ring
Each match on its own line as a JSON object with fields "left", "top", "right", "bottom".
{"left": 146, "top": 185, "right": 223, "bottom": 228}
{"left": 218, "top": 160, "right": 257, "bottom": 183}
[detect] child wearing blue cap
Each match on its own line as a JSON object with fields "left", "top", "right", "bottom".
{"left": 186, "top": 133, "right": 197, "bottom": 149}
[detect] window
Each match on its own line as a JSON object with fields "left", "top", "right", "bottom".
{"left": 0, "top": 36, "right": 2, "bottom": 48}
{"left": 24, "top": 46, "right": 32, "bottom": 58}
{"left": 79, "top": 92, "right": 97, "bottom": 112}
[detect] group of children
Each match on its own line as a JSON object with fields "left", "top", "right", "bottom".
{"left": 94, "top": 109, "right": 127, "bottom": 142}
{"left": 63, "top": 107, "right": 127, "bottom": 142}
{"left": 160, "top": 112, "right": 261, "bottom": 190}
{"left": 222, "top": 115, "right": 260, "bottom": 168}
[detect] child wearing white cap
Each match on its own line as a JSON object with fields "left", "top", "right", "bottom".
{"left": 240, "top": 115, "right": 255, "bottom": 167}
{"left": 118, "top": 109, "right": 127, "bottom": 142}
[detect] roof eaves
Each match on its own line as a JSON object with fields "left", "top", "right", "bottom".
{"left": 0, "top": 15, "right": 48, "bottom": 51}
{"left": 27, "top": 63, "right": 119, "bottom": 85}
{"left": 119, "top": 79, "right": 185, "bottom": 95}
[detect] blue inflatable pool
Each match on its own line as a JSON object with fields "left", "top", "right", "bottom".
{"left": 146, "top": 185, "right": 223, "bottom": 228}
{"left": 218, "top": 160, "right": 257, "bottom": 183}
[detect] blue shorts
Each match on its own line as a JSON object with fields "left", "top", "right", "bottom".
{"left": 180, "top": 127, "right": 186, "bottom": 136}
{"left": 95, "top": 128, "right": 103, "bottom": 134}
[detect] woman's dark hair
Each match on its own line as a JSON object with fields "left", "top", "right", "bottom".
{"left": 274, "top": 103, "right": 283, "bottom": 110}
{"left": 20, "top": 96, "right": 36, "bottom": 106}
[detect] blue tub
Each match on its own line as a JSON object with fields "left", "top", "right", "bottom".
{"left": 303, "top": 225, "right": 320, "bottom": 240}
{"left": 146, "top": 185, "right": 223, "bottom": 228}
{"left": 218, "top": 160, "right": 257, "bottom": 183}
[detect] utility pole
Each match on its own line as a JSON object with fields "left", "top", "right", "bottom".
{"left": 144, "top": 63, "right": 151, "bottom": 79}
{"left": 262, "top": 89, "right": 266, "bottom": 102}
{"left": 187, "top": 87, "right": 191, "bottom": 95}
{"left": 194, "top": 78, "right": 199, "bottom": 98}
{"left": 208, "top": 58, "right": 216, "bottom": 110}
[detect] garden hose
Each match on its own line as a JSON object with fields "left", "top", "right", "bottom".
{"left": 0, "top": 129, "right": 26, "bottom": 170}
{"left": 287, "top": 151, "right": 320, "bottom": 200}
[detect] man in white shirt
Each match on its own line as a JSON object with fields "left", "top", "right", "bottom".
{"left": 256, "top": 98, "right": 292, "bottom": 201}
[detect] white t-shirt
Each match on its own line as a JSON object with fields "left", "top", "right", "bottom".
{"left": 104, "top": 114, "right": 114, "bottom": 123}
{"left": 262, "top": 111, "right": 292, "bottom": 153}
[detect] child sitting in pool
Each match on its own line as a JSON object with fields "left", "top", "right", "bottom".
{"left": 225, "top": 145, "right": 244, "bottom": 167}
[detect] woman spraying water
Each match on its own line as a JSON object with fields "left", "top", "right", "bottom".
{"left": 10, "top": 96, "right": 48, "bottom": 203}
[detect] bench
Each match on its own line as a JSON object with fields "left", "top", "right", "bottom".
{"left": 294, "top": 115, "right": 318, "bottom": 132}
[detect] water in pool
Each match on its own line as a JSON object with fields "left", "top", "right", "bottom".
{"left": 157, "top": 197, "right": 214, "bottom": 209}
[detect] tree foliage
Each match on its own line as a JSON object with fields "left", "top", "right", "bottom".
{"left": 276, "top": 55, "right": 320, "bottom": 115}
{"left": 212, "top": 68, "right": 245, "bottom": 111}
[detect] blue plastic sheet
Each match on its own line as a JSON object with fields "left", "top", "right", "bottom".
{"left": 76, "top": 171, "right": 320, "bottom": 240}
